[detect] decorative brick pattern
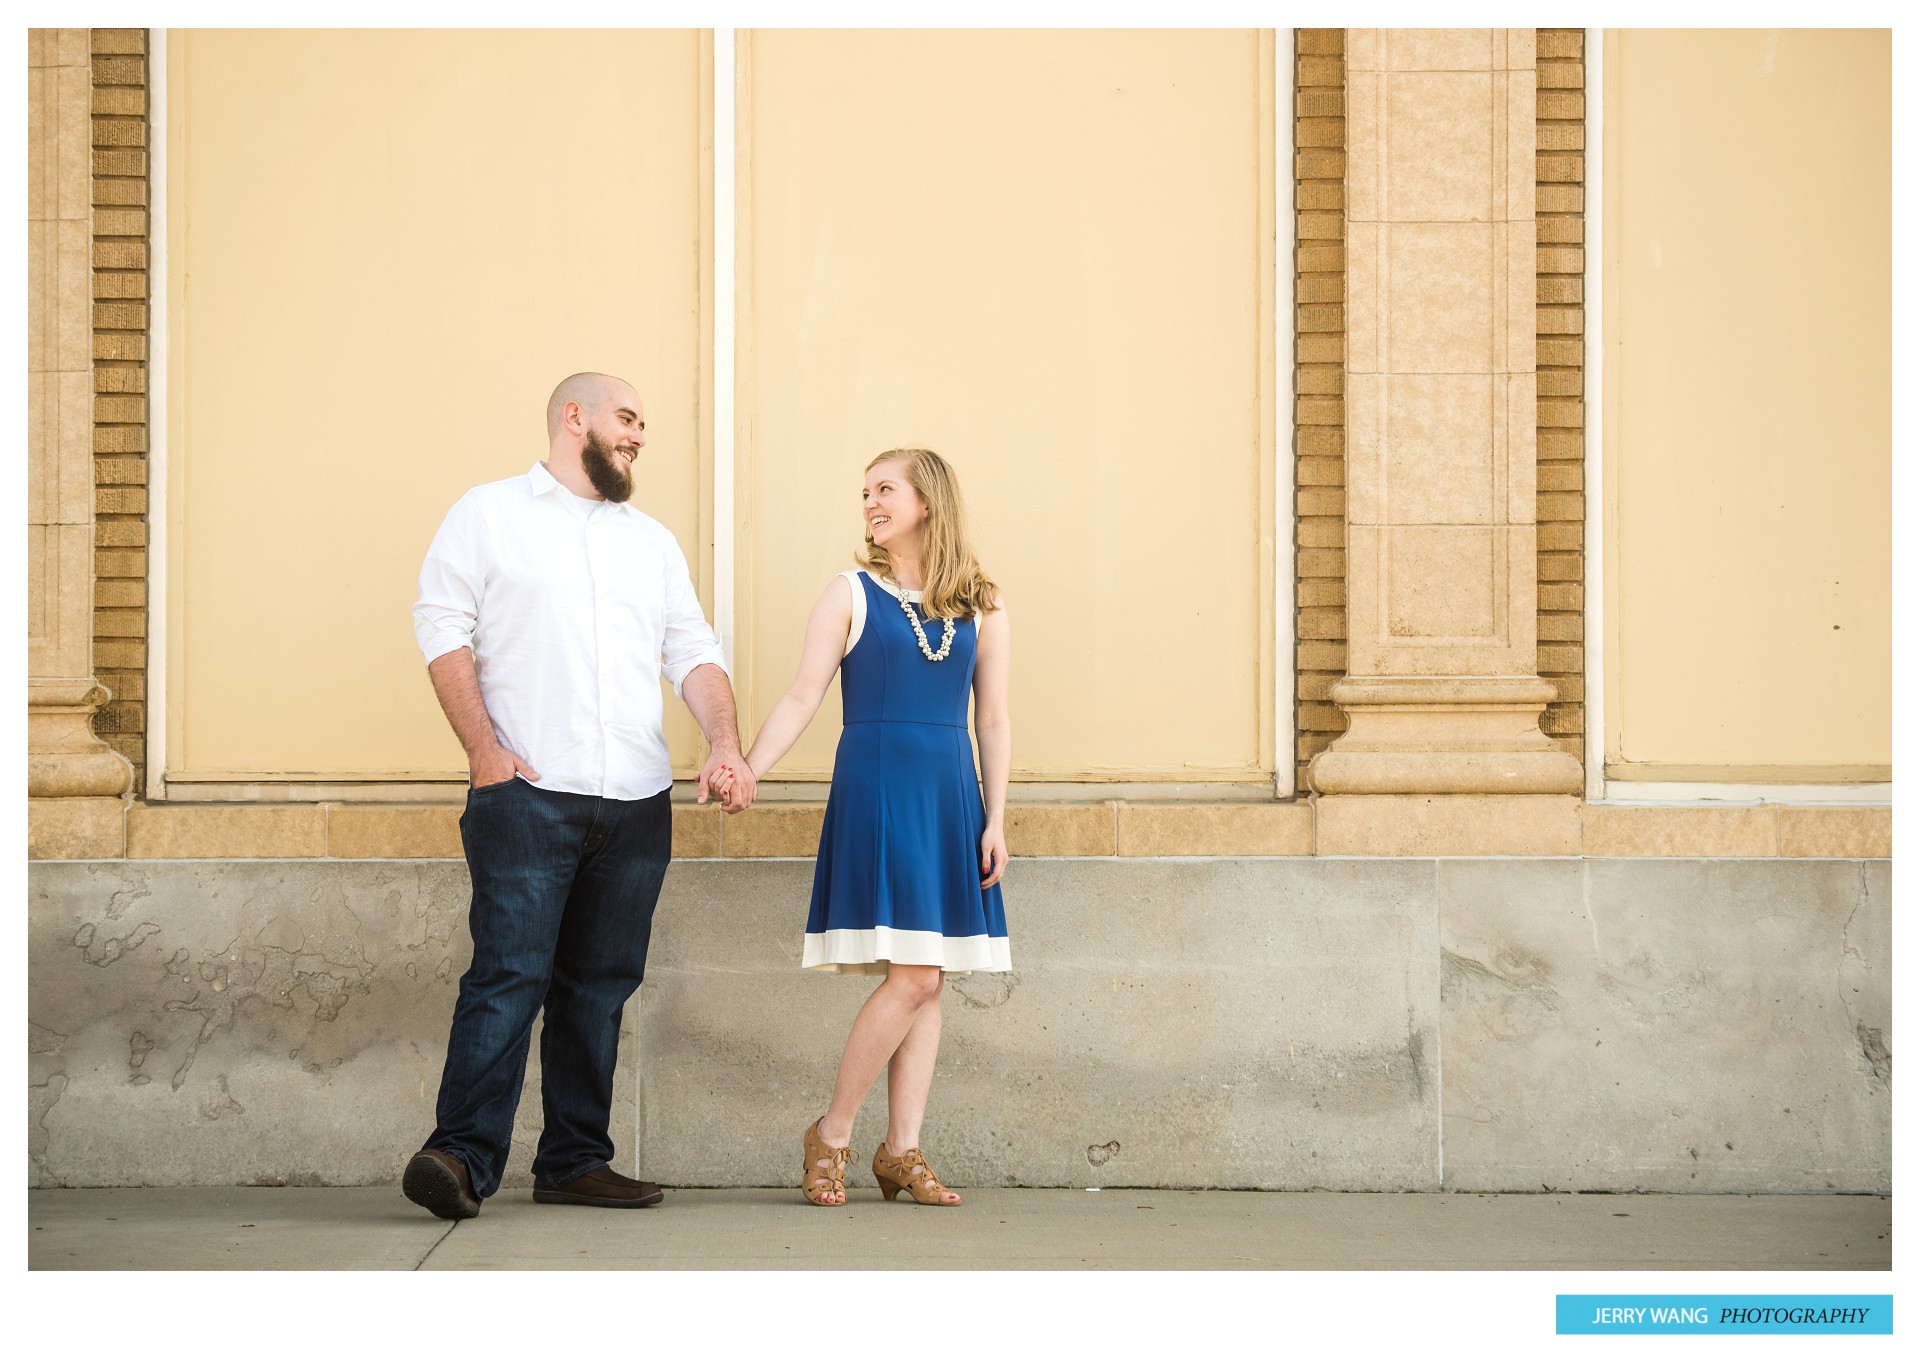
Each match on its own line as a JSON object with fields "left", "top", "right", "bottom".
{"left": 1294, "top": 28, "right": 1347, "bottom": 783}
{"left": 1536, "top": 28, "right": 1585, "bottom": 763}
{"left": 89, "top": 29, "right": 149, "bottom": 788}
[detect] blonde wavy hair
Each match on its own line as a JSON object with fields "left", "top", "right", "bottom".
{"left": 855, "top": 447, "right": 1001, "bottom": 621}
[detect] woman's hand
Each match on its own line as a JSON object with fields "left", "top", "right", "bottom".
{"left": 699, "top": 747, "right": 756, "bottom": 813}
{"left": 979, "top": 822, "right": 1008, "bottom": 889}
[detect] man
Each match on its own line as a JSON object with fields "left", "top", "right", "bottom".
{"left": 403, "top": 371, "right": 756, "bottom": 1219}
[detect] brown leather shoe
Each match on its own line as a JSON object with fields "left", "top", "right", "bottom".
{"left": 403, "top": 1148, "right": 480, "bottom": 1220}
{"left": 533, "top": 1166, "right": 664, "bottom": 1208}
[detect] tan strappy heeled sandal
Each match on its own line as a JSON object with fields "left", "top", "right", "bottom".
{"left": 871, "top": 1139, "right": 962, "bottom": 1206}
{"left": 801, "top": 1116, "right": 853, "bottom": 1207}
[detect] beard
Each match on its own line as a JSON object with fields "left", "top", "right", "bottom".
{"left": 581, "top": 427, "right": 634, "bottom": 503}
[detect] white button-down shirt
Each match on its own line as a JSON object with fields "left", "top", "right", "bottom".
{"left": 412, "top": 461, "right": 727, "bottom": 800}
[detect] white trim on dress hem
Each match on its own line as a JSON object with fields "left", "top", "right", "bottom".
{"left": 802, "top": 927, "right": 1012, "bottom": 975}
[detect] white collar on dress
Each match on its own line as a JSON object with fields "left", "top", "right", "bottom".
{"left": 864, "top": 570, "right": 923, "bottom": 603}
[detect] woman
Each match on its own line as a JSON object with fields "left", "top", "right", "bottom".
{"left": 741, "top": 447, "right": 1010, "bottom": 1207}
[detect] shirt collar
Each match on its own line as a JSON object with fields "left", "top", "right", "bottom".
{"left": 527, "top": 460, "right": 637, "bottom": 516}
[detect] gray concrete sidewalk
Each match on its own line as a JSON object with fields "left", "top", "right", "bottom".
{"left": 28, "top": 1187, "right": 1889, "bottom": 1271}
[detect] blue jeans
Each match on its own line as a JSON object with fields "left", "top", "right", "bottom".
{"left": 423, "top": 776, "right": 671, "bottom": 1197}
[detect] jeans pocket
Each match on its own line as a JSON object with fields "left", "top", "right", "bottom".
{"left": 469, "top": 775, "right": 517, "bottom": 796}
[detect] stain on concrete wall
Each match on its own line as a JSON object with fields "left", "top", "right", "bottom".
{"left": 28, "top": 857, "right": 1889, "bottom": 1192}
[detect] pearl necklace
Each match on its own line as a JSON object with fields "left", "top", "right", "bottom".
{"left": 890, "top": 581, "right": 955, "bottom": 662}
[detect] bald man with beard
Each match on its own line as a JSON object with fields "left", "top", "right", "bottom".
{"left": 403, "top": 372, "right": 755, "bottom": 1218}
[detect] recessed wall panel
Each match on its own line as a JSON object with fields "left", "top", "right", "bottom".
{"left": 740, "top": 31, "right": 1269, "bottom": 781}
{"left": 1605, "top": 30, "right": 1891, "bottom": 774}
{"left": 167, "top": 30, "right": 707, "bottom": 780}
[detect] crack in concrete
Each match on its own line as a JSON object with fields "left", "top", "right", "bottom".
{"left": 28, "top": 1072, "right": 69, "bottom": 1186}
{"left": 160, "top": 1002, "right": 217, "bottom": 1090}
{"left": 1441, "top": 949, "right": 1564, "bottom": 1009}
{"left": 397, "top": 870, "right": 465, "bottom": 955}
{"left": 105, "top": 877, "right": 152, "bottom": 921}
{"left": 1581, "top": 865, "right": 1601, "bottom": 957}
{"left": 1445, "top": 1083, "right": 1496, "bottom": 1125}
{"left": 413, "top": 1219, "right": 460, "bottom": 1269}
{"left": 158, "top": 933, "right": 377, "bottom": 1090}
{"left": 952, "top": 971, "right": 1019, "bottom": 1010}
{"left": 201, "top": 1072, "right": 247, "bottom": 1120}
{"left": 28, "top": 1021, "right": 67, "bottom": 1056}
{"left": 1854, "top": 1023, "right": 1890, "bottom": 1086}
{"left": 1836, "top": 864, "right": 1884, "bottom": 1087}
{"left": 1839, "top": 864, "right": 1869, "bottom": 969}
{"left": 73, "top": 920, "right": 163, "bottom": 967}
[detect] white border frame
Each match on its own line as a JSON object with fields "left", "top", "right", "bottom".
{"left": 1603, "top": 781, "right": 1894, "bottom": 805}
{"left": 713, "top": 27, "right": 736, "bottom": 670}
{"left": 1583, "top": 27, "right": 1889, "bottom": 808}
{"left": 145, "top": 27, "right": 169, "bottom": 803}
{"left": 1274, "top": 27, "right": 1298, "bottom": 798}
{"left": 1582, "top": 24, "right": 1605, "bottom": 805}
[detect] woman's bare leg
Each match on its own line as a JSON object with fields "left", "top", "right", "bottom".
{"left": 879, "top": 993, "right": 958, "bottom": 1203}
{"left": 812, "top": 964, "right": 942, "bottom": 1203}
{"left": 884, "top": 990, "right": 941, "bottom": 1153}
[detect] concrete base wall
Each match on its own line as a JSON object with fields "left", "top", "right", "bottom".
{"left": 28, "top": 857, "right": 1889, "bottom": 1192}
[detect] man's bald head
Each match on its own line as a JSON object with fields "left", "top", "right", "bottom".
{"left": 546, "top": 372, "right": 637, "bottom": 443}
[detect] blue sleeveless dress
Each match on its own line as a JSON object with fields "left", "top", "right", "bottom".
{"left": 802, "top": 571, "right": 1012, "bottom": 974}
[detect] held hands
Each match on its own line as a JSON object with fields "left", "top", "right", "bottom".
{"left": 979, "top": 822, "right": 1008, "bottom": 889}
{"left": 699, "top": 745, "right": 757, "bottom": 814}
{"left": 471, "top": 743, "right": 539, "bottom": 790}
{"left": 469, "top": 738, "right": 750, "bottom": 810}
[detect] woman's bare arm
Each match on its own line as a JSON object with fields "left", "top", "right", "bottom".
{"left": 972, "top": 601, "right": 1011, "bottom": 887}
{"left": 744, "top": 578, "right": 854, "bottom": 779}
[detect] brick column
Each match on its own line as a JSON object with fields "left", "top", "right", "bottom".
{"left": 1293, "top": 30, "right": 1349, "bottom": 783}
{"left": 91, "top": 29, "right": 152, "bottom": 787}
{"left": 1535, "top": 29, "right": 1587, "bottom": 766}
{"left": 1309, "top": 29, "right": 1580, "bottom": 800}
{"left": 29, "top": 29, "right": 131, "bottom": 856}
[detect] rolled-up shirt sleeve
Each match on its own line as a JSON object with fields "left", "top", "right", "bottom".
{"left": 658, "top": 538, "right": 728, "bottom": 699}
{"left": 413, "top": 494, "right": 485, "bottom": 666}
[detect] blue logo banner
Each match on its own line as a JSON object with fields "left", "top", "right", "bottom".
{"left": 1557, "top": 1295, "right": 1891, "bottom": 1335}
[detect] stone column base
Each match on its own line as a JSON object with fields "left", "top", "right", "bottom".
{"left": 1309, "top": 676, "right": 1583, "bottom": 796}
{"left": 29, "top": 677, "right": 134, "bottom": 799}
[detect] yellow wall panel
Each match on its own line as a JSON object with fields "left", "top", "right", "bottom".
{"left": 740, "top": 30, "right": 1271, "bottom": 781}
{"left": 1604, "top": 29, "right": 1890, "bottom": 775}
{"left": 166, "top": 29, "right": 708, "bottom": 780}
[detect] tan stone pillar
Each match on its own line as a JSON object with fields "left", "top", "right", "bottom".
{"left": 1310, "top": 29, "right": 1580, "bottom": 801}
{"left": 30, "top": 29, "right": 131, "bottom": 854}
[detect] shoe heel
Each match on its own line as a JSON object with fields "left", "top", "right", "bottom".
{"left": 877, "top": 1178, "right": 901, "bottom": 1202}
